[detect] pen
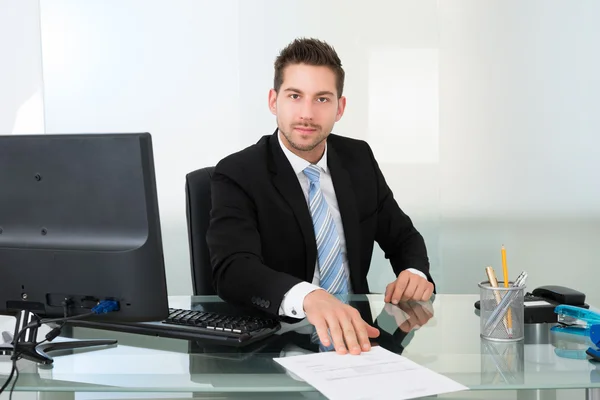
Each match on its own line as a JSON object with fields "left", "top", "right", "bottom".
{"left": 484, "top": 272, "right": 527, "bottom": 336}
{"left": 485, "top": 266, "right": 502, "bottom": 305}
{"left": 501, "top": 245, "right": 513, "bottom": 335}
{"left": 485, "top": 266, "right": 511, "bottom": 336}
{"left": 513, "top": 271, "right": 527, "bottom": 287}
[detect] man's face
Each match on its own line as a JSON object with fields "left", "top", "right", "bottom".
{"left": 269, "top": 64, "right": 346, "bottom": 160}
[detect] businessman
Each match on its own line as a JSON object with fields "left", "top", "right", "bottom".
{"left": 206, "top": 38, "right": 435, "bottom": 355}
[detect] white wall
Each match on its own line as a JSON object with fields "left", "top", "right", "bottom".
{"left": 39, "top": 0, "right": 242, "bottom": 295}
{"left": 24, "top": 0, "right": 600, "bottom": 306}
{"left": 38, "top": 0, "right": 443, "bottom": 295}
{"left": 0, "top": 0, "right": 45, "bottom": 134}
{"left": 0, "top": 3, "right": 44, "bottom": 397}
{"left": 0, "top": 5, "right": 45, "bottom": 399}
{"left": 436, "top": 0, "right": 600, "bottom": 298}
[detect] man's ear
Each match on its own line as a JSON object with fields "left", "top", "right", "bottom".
{"left": 268, "top": 89, "right": 278, "bottom": 116}
{"left": 335, "top": 95, "right": 347, "bottom": 122}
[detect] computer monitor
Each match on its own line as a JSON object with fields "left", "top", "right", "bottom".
{"left": 0, "top": 132, "right": 169, "bottom": 363}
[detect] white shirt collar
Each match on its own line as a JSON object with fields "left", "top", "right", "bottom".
{"left": 277, "top": 129, "right": 329, "bottom": 175}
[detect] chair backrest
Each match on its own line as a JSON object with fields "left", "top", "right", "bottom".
{"left": 185, "top": 166, "right": 216, "bottom": 295}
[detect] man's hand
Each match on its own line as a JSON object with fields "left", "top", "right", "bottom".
{"left": 384, "top": 270, "right": 433, "bottom": 304}
{"left": 303, "top": 290, "right": 380, "bottom": 355}
{"left": 384, "top": 301, "right": 434, "bottom": 332}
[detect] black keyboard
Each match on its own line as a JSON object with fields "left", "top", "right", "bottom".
{"left": 164, "top": 308, "right": 280, "bottom": 335}
{"left": 67, "top": 307, "right": 282, "bottom": 347}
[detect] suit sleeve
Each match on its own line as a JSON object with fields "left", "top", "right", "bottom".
{"left": 206, "top": 166, "right": 304, "bottom": 316}
{"left": 366, "top": 144, "right": 435, "bottom": 289}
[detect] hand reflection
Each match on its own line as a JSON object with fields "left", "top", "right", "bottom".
{"left": 384, "top": 300, "right": 434, "bottom": 333}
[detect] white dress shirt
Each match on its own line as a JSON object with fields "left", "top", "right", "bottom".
{"left": 276, "top": 132, "right": 426, "bottom": 318}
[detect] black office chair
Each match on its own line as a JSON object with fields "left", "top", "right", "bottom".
{"left": 185, "top": 166, "right": 216, "bottom": 295}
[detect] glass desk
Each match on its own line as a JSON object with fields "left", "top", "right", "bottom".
{"left": 1, "top": 294, "right": 599, "bottom": 400}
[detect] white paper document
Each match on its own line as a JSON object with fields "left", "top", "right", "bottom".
{"left": 274, "top": 346, "right": 468, "bottom": 400}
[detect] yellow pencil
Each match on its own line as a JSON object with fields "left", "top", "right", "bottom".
{"left": 501, "top": 245, "right": 513, "bottom": 336}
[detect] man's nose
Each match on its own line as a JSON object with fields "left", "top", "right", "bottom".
{"left": 299, "top": 99, "right": 315, "bottom": 121}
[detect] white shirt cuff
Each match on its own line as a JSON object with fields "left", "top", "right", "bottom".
{"left": 278, "top": 281, "right": 322, "bottom": 319}
{"left": 406, "top": 268, "right": 427, "bottom": 280}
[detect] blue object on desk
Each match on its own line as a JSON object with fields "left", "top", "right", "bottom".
{"left": 551, "top": 325, "right": 590, "bottom": 337}
{"left": 555, "top": 305, "right": 600, "bottom": 327}
{"left": 554, "top": 305, "right": 600, "bottom": 362}
{"left": 555, "top": 348, "right": 589, "bottom": 360}
{"left": 591, "top": 324, "right": 600, "bottom": 347}
{"left": 587, "top": 347, "right": 600, "bottom": 362}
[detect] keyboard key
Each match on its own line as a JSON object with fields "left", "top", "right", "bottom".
{"left": 162, "top": 308, "right": 280, "bottom": 336}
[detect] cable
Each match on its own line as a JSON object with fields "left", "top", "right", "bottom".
{"left": 0, "top": 361, "right": 16, "bottom": 394}
{"left": 12, "top": 299, "right": 119, "bottom": 345}
{"left": 0, "top": 300, "right": 119, "bottom": 396}
{"left": 8, "top": 356, "right": 18, "bottom": 400}
{"left": 1, "top": 299, "right": 72, "bottom": 397}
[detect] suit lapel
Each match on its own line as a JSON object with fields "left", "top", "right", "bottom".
{"left": 327, "top": 144, "right": 361, "bottom": 292}
{"left": 267, "top": 132, "right": 317, "bottom": 280}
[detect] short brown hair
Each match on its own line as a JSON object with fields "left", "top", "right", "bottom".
{"left": 274, "top": 38, "right": 345, "bottom": 98}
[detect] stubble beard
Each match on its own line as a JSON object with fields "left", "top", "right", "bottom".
{"left": 280, "top": 124, "right": 328, "bottom": 153}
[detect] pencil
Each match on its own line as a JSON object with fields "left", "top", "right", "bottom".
{"left": 501, "top": 245, "right": 513, "bottom": 336}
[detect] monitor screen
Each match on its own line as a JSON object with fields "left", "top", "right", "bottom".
{"left": 0, "top": 133, "right": 169, "bottom": 322}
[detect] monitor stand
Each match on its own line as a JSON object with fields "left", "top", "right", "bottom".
{"left": 0, "top": 310, "right": 117, "bottom": 365}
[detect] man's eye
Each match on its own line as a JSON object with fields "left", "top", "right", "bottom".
{"left": 317, "top": 97, "right": 329, "bottom": 103}
{"left": 290, "top": 94, "right": 300, "bottom": 100}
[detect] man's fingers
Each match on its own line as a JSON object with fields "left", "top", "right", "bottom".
{"left": 304, "top": 292, "right": 382, "bottom": 354}
{"left": 350, "top": 312, "right": 372, "bottom": 352}
{"left": 326, "top": 317, "right": 348, "bottom": 355}
{"left": 411, "top": 280, "right": 428, "bottom": 302}
{"left": 421, "top": 284, "right": 434, "bottom": 301}
{"left": 391, "top": 273, "right": 410, "bottom": 304}
{"left": 339, "top": 315, "right": 361, "bottom": 355}
{"left": 353, "top": 323, "right": 371, "bottom": 352}
{"left": 313, "top": 320, "right": 331, "bottom": 347}
{"left": 401, "top": 277, "right": 418, "bottom": 301}
{"left": 384, "top": 282, "right": 394, "bottom": 303}
{"left": 366, "top": 324, "right": 380, "bottom": 338}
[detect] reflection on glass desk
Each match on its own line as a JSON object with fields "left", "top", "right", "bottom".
{"left": 2, "top": 294, "right": 600, "bottom": 396}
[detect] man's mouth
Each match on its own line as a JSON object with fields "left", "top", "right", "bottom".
{"left": 294, "top": 126, "right": 317, "bottom": 133}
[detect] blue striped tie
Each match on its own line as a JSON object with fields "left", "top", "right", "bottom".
{"left": 303, "top": 165, "right": 349, "bottom": 294}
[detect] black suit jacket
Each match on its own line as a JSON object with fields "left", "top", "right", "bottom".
{"left": 206, "top": 130, "right": 433, "bottom": 315}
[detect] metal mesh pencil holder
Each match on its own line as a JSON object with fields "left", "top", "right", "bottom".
{"left": 478, "top": 280, "right": 525, "bottom": 342}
